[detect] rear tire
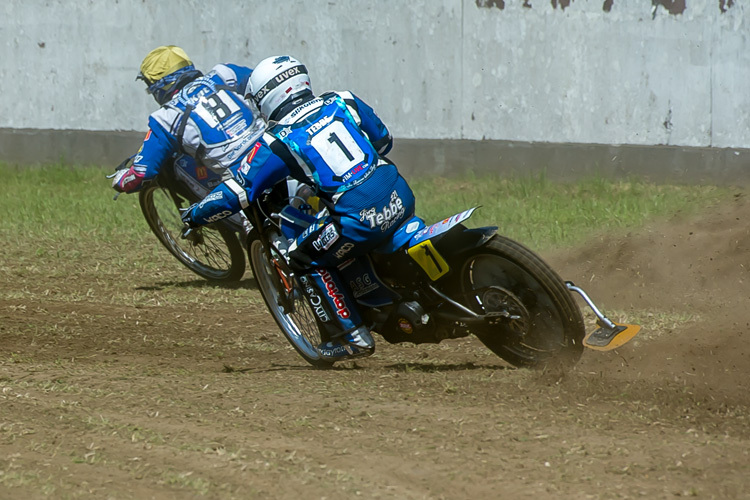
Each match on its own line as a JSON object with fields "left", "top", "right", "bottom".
{"left": 458, "top": 235, "right": 584, "bottom": 369}
{"left": 247, "top": 236, "right": 333, "bottom": 369}
{"left": 139, "top": 183, "right": 245, "bottom": 282}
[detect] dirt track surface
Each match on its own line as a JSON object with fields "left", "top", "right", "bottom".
{"left": 2, "top": 195, "right": 749, "bottom": 499}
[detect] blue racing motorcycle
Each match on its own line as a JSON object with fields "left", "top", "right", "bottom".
{"left": 246, "top": 182, "right": 640, "bottom": 369}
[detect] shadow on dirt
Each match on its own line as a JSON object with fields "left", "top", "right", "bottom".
{"left": 222, "top": 363, "right": 321, "bottom": 374}
{"left": 222, "top": 361, "right": 509, "bottom": 375}
{"left": 386, "top": 361, "right": 510, "bottom": 373}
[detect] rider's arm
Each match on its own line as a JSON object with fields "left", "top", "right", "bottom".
{"left": 212, "top": 64, "right": 253, "bottom": 96}
{"left": 113, "top": 118, "right": 178, "bottom": 193}
{"left": 338, "top": 91, "right": 393, "bottom": 155}
{"left": 184, "top": 139, "right": 291, "bottom": 226}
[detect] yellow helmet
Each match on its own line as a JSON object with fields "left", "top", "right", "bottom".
{"left": 138, "top": 45, "right": 192, "bottom": 85}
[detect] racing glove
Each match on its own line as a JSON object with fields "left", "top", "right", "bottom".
{"left": 111, "top": 166, "right": 145, "bottom": 193}
{"left": 107, "top": 156, "right": 140, "bottom": 193}
{"left": 180, "top": 204, "right": 200, "bottom": 239}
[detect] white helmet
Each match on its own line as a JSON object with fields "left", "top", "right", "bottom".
{"left": 248, "top": 56, "right": 312, "bottom": 120}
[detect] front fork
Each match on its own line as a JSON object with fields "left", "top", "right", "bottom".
{"left": 565, "top": 282, "right": 641, "bottom": 351}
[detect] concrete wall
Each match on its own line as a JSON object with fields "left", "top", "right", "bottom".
{"left": 2, "top": 0, "right": 749, "bottom": 181}
{"left": 468, "top": 1, "right": 750, "bottom": 149}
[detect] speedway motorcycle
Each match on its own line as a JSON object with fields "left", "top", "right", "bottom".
{"left": 112, "top": 155, "right": 247, "bottom": 282}
{"left": 245, "top": 182, "right": 640, "bottom": 369}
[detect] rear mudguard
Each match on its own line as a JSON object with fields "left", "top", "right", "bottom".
{"left": 430, "top": 226, "right": 498, "bottom": 257}
{"left": 404, "top": 207, "right": 497, "bottom": 282}
{"left": 370, "top": 207, "right": 495, "bottom": 284}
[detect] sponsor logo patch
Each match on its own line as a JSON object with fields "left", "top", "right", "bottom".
{"left": 312, "top": 223, "right": 339, "bottom": 251}
{"left": 300, "top": 275, "right": 330, "bottom": 323}
{"left": 254, "top": 64, "right": 305, "bottom": 102}
{"left": 198, "top": 190, "right": 224, "bottom": 208}
{"left": 334, "top": 242, "right": 355, "bottom": 259}
{"left": 204, "top": 210, "right": 233, "bottom": 223}
{"left": 306, "top": 115, "right": 334, "bottom": 136}
{"left": 398, "top": 318, "right": 414, "bottom": 334}
{"left": 318, "top": 268, "right": 350, "bottom": 319}
{"left": 121, "top": 173, "right": 136, "bottom": 187}
{"left": 349, "top": 273, "right": 379, "bottom": 298}
{"left": 359, "top": 190, "right": 406, "bottom": 232}
{"left": 341, "top": 163, "right": 367, "bottom": 183}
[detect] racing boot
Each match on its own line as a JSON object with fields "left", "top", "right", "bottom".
{"left": 318, "top": 326, "right": 375, "bottom": 360}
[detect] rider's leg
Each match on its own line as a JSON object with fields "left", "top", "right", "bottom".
{"left": 286, "top": 168, "right": 416, "bottom": 360}
{"left": 304, "top": 267, "right": 374, "bottom": 359}
{"left": 287, "top": 218, "right": 376, "bottom": 360}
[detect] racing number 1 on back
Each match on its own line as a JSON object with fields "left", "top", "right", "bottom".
{"left": 328, "top": 132, "right": 354, "bottom": 161}
{"left": 309, "top": 121, "right": 365, "bottom": 176}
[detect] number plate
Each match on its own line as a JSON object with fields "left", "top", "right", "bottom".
{"left": 407, "top": 240, "right": 449, "bottom": 281}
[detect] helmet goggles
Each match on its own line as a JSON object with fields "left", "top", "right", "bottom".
{"left": 137, "top": 64, "right": 196, "bottom": 105}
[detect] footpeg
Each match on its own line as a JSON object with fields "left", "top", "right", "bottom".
{"left": 565, "top": 282, "right": 640, "bottom": 351}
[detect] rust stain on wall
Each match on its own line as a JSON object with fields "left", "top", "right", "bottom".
{"left": 475, "top": 0, "right": 505, "bottom": 9}
{"left": 473, "top": 0, "right": 731, "bottom": 15}
{"left": 551, "top": 0, "right": 573, "bottom": 9}
{"left": 652, "top": 0, "right": 686, "bottom": 16}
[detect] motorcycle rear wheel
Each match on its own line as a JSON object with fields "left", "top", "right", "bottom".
{"left": 247, "top": 236, "right": 333, "bottom": 369}
{"left": 459, "top": 235, "right": 585, "bottom": 369}
{"left": 139, "top": 183, "right": 246, "bottom": 282}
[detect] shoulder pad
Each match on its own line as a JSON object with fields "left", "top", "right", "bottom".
{"left": 210, "top": 64, "right": 237, "bottom": 86}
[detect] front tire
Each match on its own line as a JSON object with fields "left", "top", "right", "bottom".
{"left": 459, "top": 235, "right": 585, "bottom": 369}
{"left": 247, "top": 236, "right": 333, "bottom": 368}
{"left": 139, "top": 183, "right": 246, "bottom": 282}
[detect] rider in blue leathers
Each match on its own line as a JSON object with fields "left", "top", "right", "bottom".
{"left": 111, "top": 45, "right": 265, "bottom": 194}
{"left": 181, "top": 55, "right": 416, "bottom": 360}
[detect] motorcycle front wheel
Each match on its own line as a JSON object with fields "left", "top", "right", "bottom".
{"left": 247, "top": 236, "right": 333, "bottom": 369}
{"left": 459, "top": 235, "right": 585, "bottom": 369}
{"left": 139, "top": 183, "right": 246, "bottom": 281}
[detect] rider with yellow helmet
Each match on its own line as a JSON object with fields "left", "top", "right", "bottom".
{"left": 111, "top": 46, "right": 265, "bottom": 194}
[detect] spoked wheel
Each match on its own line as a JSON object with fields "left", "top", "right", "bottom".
{"left": 459, "top": 235, "right": 585, "bottom": 369}
{"left": 139, "top": 183, "right": 246, "bottom": 281}
{"left": 248, "top": 237, "right": 333, "bottom": 368}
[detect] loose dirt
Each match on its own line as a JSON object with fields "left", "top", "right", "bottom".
{"left": 1, "top": 195, "right": 749, "bottom": 499}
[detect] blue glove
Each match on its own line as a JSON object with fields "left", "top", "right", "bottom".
{"left": 180, "top": 204, "right": 200, "bottom": 239}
